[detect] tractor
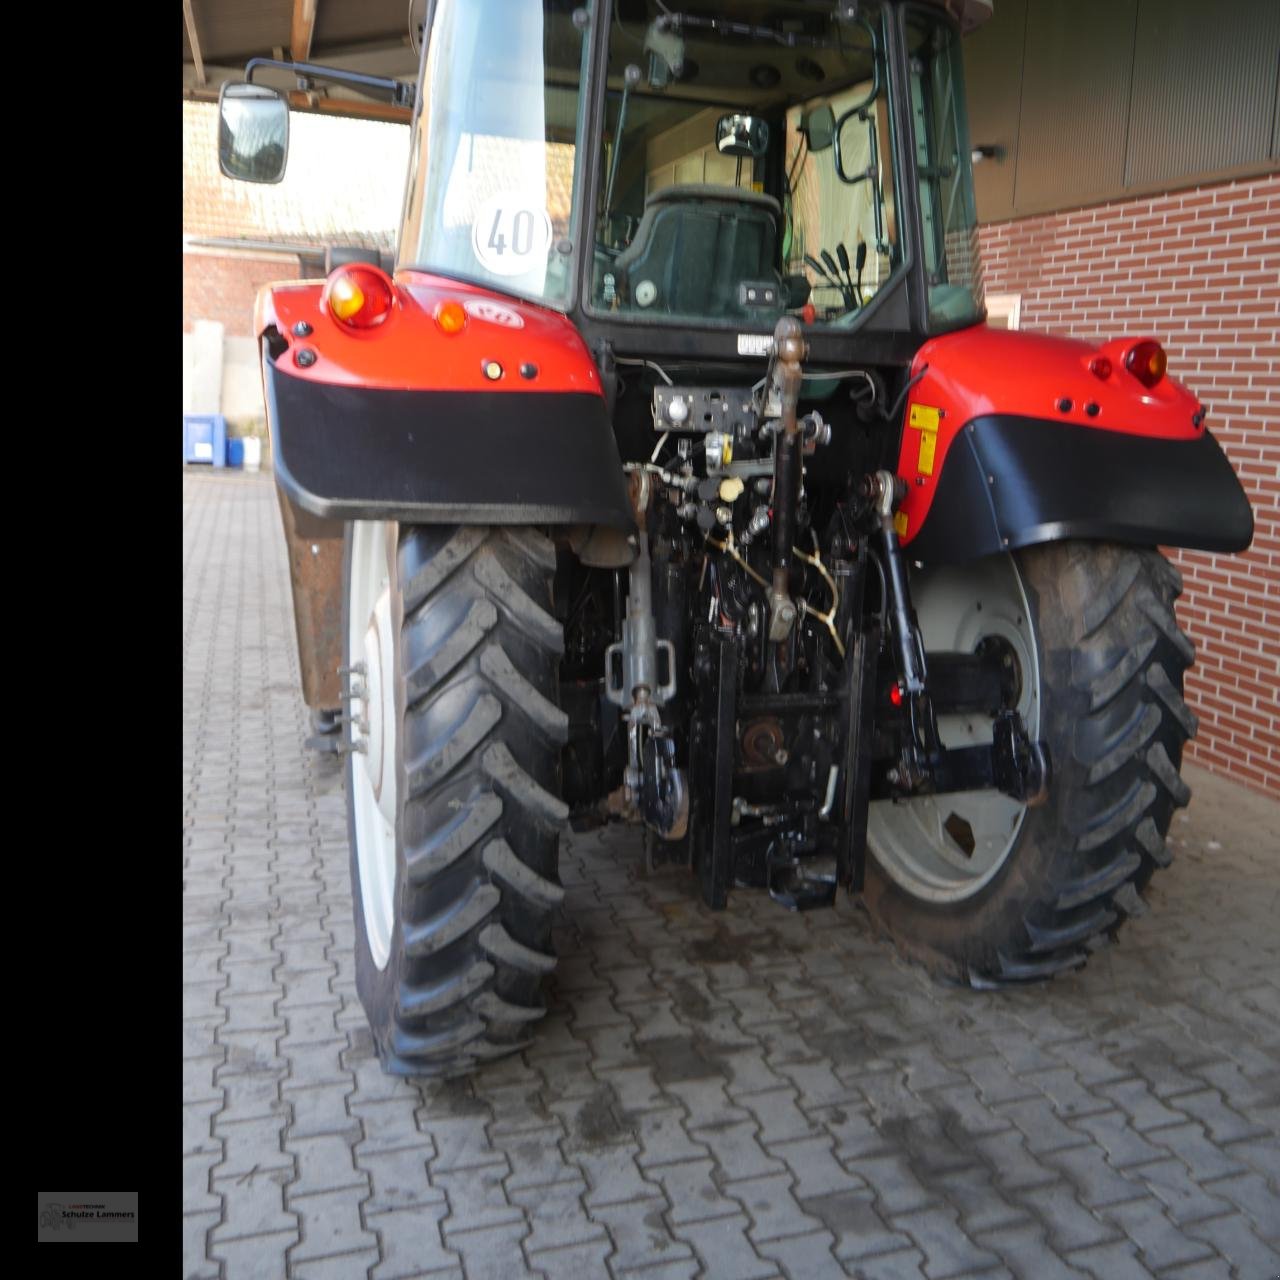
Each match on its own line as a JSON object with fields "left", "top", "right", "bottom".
{"left": 217, "top": 0, "right": 1254, "bottom": 1077}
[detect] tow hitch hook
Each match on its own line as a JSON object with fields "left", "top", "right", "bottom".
{"left": 990, "top": 710, "right": 1051, "bottom": 806}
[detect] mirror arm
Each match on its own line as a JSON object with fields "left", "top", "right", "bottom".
{"left": 244, "top": 57, "right": 414, "bottom": 108}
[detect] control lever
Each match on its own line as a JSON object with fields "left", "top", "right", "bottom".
{"left": 804, "top": 252, "right": 843, "bottom": 298}
{"left": 854, "top": 242, "right": 867, "bottom": 305}
{"left": 820, "top": 249, "right": 852, "bottom": 307}
{"left": 835, "top": 243, "right": 858, "bottom": 308}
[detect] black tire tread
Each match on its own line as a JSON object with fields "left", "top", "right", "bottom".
{"left": 977, "top": 544, "right": 1196, "bottom": 984}
{"left": 355, "top": 525, "right": 566, "bottom": 1077}
{"left": 482, "top": 838, "right": 566, "bottom": 910}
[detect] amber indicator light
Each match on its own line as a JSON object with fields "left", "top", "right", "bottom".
{"left": 434, "top": 300, "right": 467, "bottom": 334}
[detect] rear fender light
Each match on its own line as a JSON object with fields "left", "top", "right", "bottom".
{"left": 320, "top": 265, "right": 397, "bottom": 330}
{"left": 433, "top": 299, "right": 467, "bottom": 334}
{"left": 1124, "top": 339, "right": 1167, "bottom": 389}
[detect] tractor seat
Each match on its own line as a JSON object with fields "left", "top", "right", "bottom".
{"left": 613, "top": 184, "right": 783, "bottom": 318}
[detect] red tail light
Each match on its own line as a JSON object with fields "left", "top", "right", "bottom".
{"left": 321, "top": 266, "right": 396, "bottom": 330}
{"left": 1124, "top": 340, "right": 1167, "bottom": 389}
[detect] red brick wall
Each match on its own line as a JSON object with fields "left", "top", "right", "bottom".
{"left": 183, "top": 252, "right": 302, "bottom": 337}
{"left": 979, "top": 173, "right": 1279, "bottom": 796}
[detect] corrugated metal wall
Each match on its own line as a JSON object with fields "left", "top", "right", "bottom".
{"left": 966, "top": 0, "right": 1280, "bottom": 222}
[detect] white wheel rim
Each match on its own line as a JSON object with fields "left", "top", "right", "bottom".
{"left": 348, "top": 521, "right": 398, "bottom": 970}
{"left": 867, "top": 554, "right": 1042, "bottom": 904}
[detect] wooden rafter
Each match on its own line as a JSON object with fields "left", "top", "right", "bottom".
{"left": 291, "top": 0, "right": 318, "bottom": 62}
{"left": 183, "top": 0, "right": 206, "bottom": 86}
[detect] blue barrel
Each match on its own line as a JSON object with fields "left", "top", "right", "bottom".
{"left": 183, "top": 415, "right": 227, "bottom": 467}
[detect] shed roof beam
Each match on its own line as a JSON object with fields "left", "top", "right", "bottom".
{"left": 291, "top": 0, "right": 318, "bottom": 63}
{"left": 183, "top": 0, "right": 206, "bottom": 86}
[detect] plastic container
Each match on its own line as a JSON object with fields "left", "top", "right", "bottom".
{"left": 242, "top": 437, "right": 263, "bottom": 473}
{"left": 225, "top": 438, "right": 246, "bottom": 468}
{"left": 183, "top": 414, "right": 227, "bottom": 467}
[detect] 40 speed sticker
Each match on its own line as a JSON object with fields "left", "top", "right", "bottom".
{"left": 472, "top": 192, "right": 553, "bottom": 278}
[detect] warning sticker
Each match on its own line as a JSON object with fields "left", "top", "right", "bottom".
{"left": 472, "top": 192, "right": 553, "bottom": 278}
{"left": 908, "top": 403, "right": 941, "bottom": 432}
{"left": 917, "top": 430, "right": 937, "bottom": 475}
{"left": 893, "top": 511, "right": 909, "bottom": 537}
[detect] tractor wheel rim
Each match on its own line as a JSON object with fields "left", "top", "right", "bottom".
{"left": 349, "top": 521, "right": 397, "bottom": 970}
{"left": 867, "top": 554, "right": 1042, "bottom": 904}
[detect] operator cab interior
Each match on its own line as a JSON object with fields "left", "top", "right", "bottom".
{"left": 591, "top": 0, "right": 899, "bottom": 329}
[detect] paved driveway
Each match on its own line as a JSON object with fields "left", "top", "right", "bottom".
{"left": 183, "top": 470, "right": 1280, "bottom": 1280}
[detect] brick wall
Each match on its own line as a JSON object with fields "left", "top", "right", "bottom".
{"left": 183, "top": 251, "right": 302, "bottom": 337}
{"left": 979, "top": 173, "right": 1279, "bottom": 795}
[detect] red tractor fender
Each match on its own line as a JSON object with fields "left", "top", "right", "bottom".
{"left": 254, "top": 271, "right": 634, "bottom": 529}
{"left": 256, "top": 270, "right": 605, "bottom": 393}
{"left": 894, "top": 324, "right": 1253, "bottom": 562}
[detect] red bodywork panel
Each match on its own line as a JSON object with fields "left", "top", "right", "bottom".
{"left": 895, "top": 325, "right": 1205, "bottom": 546}
{"left": 255, "top": 271, "right": 603, "bottom": 397}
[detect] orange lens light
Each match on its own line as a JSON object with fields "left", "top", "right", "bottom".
{"left": 323, "top": 266, "right": 395, "bottom": 330}
{"left": 1124, "top": 340, "right": 1167, "bottom": 389}
{"left": 434, "top": 300, "right": 467, "bottom": 334}
{"left": 329, "top": 277, "right": 365, "bottom": 320}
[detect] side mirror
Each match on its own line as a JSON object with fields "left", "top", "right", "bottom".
{"left": 716, "top": 114, "right": 769, "bottom": 158}
{"left": 218, "top": 82, "right": 289, "bottom": 184}
{"left": 802, "top": 105, "right": 836, "bottom": 153}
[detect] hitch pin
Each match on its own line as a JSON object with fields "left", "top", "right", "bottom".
{"left": 818, "top": 765, "right": 839, "bottom": 820}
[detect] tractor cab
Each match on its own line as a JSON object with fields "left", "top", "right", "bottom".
{"left": 397, "top": 0, "right": 987, "bottom": 359}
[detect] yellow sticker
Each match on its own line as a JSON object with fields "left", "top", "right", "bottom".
{"left": 918, "top": 430, "right": 937, "bottom": 475}
{"left": 894, "top": 511, "right": 909, "bottom": 537}
{"left": 908, "top": 403, "right": 941, "bottom": 432}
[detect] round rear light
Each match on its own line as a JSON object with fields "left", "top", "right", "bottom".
{"left": 1124, "top": 340, "right": 1167, "bottom": 389}
{"left": 322, "top": 266, "right": 396, "bottom": 330}
{"left": 434, "top": 300, "right": 467, "bottom": 334}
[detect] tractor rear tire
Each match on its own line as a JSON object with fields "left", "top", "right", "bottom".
{"left": 344, "top": 522, "right": 569, "bottom": 1076}
{"left": 863, "top": 541, "right": 1196, "bottom": 986}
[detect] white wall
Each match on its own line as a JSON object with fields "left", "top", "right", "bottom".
{"left": 183, "top": 320, "right": 225, "bottom": 416}
{"left": 221, "top": 337, "right": 266, "bottom": 424}
{"left": 181, "top": 327, "right": 267, "bottom": 428}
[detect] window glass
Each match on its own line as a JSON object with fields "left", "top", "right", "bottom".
{"left": 906, "top": 9, "right": 984, "bottom": 328}
{"left": 399, "top": 0, "right": 588, "bottom": 306}
{"left": 590, "top": 1, "right": 900, "bottom": 330}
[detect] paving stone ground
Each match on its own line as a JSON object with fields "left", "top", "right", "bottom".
{"left": 183, "top": 470, "right": 1280, "bottom": 1280}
